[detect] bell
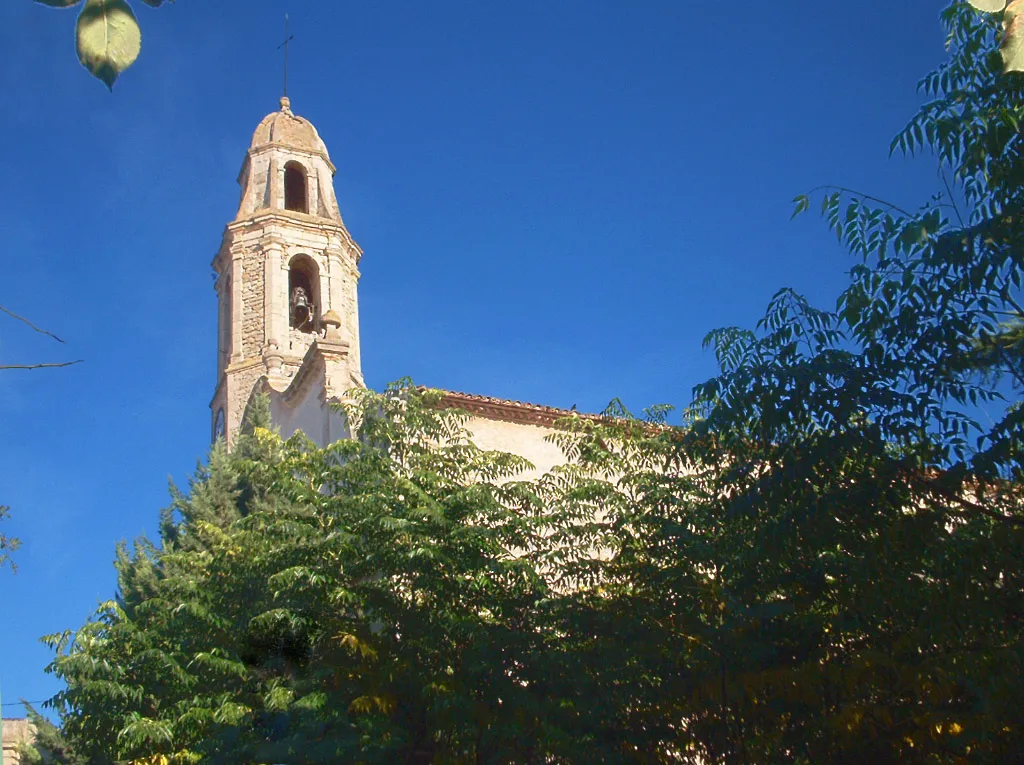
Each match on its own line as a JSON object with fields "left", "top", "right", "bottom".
{"left": 291, "top": 286, "right": 311, "bottom": 328}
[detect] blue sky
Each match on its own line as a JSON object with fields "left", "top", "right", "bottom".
{"left": 1, "top": 0, "right": 948, "bottom": 713}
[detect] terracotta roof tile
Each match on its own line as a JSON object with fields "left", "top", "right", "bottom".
{"left": 429, "top": 388, "right": 585, "bottom": 428}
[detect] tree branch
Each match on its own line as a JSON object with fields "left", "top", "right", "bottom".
{"left": 0, "top": 360, "right": 83, "bottom": 371}
{"left": 0, "top": 304, "right": 67, "bottom": 344}
{"left": 939, "top": 167, "right": 966, "bottom": 229}
{"left": 809, "top": 185, "right": 915, "bottom": 218}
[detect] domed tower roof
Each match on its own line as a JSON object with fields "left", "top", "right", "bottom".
{"left": 249, "top": 96, "right": 332, "bottom": 167}
{"left": 234, "top": 96, "right": 347, "bottom": 223}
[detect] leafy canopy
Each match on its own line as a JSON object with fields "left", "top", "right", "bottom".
{"left": 43, "top": 384, "right": 577, "bottom": 763}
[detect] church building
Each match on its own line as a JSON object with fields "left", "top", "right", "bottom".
{"left": 211, "top": 97, "right": 572, "bottom": 478}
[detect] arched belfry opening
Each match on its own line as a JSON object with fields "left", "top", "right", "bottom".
{"left": 284, "top": 161, "right": 308, "bottom": 213}
{"left": 288, "top": 254, "right": 320, "bottom": 334}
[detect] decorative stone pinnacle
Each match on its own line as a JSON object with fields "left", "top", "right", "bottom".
{"left": 322, "top": 309, "right": 343, "bottom": 341}
{"left": 280, "top": 96, "right": 292, "bottom": 115}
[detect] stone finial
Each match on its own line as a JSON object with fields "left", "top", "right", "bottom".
{"left": 280, "top": 96, "right": 293, "bottom": 115}
{"left": 321, "top": 309, "right": 343, "bottom": 341}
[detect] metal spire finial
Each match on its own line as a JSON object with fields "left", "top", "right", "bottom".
{"left": 278, "top": 14, "right": 295, "bottom": 102}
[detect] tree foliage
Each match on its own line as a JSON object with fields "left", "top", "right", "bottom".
{"left": 17, "top": 705, "right": 89, "bottom": 765}
{"left": 42, "top": 2, "right": 1023, "bottom": 763}
{"left": 0, "top": 504, "right": 20, "bottom": 572}
{"left": 45, "top": 385, "right": 571, "bottom": 763}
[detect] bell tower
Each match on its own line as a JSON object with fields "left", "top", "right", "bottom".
{"left": 211, "top": 96, "right": 363, "bottom": 444}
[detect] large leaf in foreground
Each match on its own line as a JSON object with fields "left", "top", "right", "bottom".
{"left": 75, "top": 0, "right": 141, "bottom": 89}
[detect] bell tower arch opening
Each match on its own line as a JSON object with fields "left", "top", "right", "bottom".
{"left": 284, "top": 161, "right": 308, "bottom": 213}
{"left": 288, "top": 254, "right": 320, "bottom": 334}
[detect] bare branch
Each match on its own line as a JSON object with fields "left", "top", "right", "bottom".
{"left": 0, "top": 304, "right": 67, "bottom": 344}
{"left": 0, "top": 360, "right": 83, "bottom": 371}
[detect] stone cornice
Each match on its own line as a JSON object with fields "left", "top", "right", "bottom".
{"left": 222, "top": 211, "right": 363, "bottom": 263}
{"left": 245, "top": 142, "right": 336, "bottom": 175}
{"left": 225, "top": 358, "right": 265, "bottom": 375}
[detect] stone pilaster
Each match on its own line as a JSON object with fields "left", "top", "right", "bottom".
{"left": 263, "top": 235, "right": 286, "bottom": 380}
{"left": 230, "top": 250, "right": 244, "bottom": 364}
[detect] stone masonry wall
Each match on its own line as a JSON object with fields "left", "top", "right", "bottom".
{"left": 331, "top": 256, "right": 361, "bottom": 382}
{"left": 242, "top": 249, "right": 265, "bottom": 359}
{"left": 2, "top": 718, "right": 35, "bottom": 765}
{"left": 227, "top": 363, "right": 265, "bottom": 441}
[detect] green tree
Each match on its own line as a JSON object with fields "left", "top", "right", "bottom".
{"left": 16, "top": 705, "right": 89, "bottom": 765}
{"left": 546, "top": 1, "right": 1024, "bottom": 761}
{"left": 44, "top": 384, "right": 582, "bottom": 764}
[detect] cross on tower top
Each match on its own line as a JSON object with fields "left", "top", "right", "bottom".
{"left": 278, "top": 14, "right": 295, "bottom": 100}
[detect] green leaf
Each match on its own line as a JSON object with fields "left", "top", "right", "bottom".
{"left": 212, "top": 702, "right": 251, "bottom": 726}
{"left": 34, "top": 0, "right": 84, "bottom": 7}
{"left": 265, "top": 686, "right": 294, "bottom": 712}
{"left": 75, "top": 0, "right": 141, "bottom": 90}
{"left": 791, "top": 194, "right": 810, "bottom": 220}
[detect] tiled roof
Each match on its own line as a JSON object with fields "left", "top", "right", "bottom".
{"left": 431, "top": 389, "right": 583, "bottom": 428}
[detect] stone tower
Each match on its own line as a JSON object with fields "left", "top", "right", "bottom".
{"left": 210, "top": 97, "right": 363, "bottom": 444}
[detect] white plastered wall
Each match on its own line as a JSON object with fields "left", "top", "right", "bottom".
{"left": 463, "top": 417, "right": 567, "bottom": 480}
{"left": 269, "top": 376, "right": 350, "bottom": 446}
